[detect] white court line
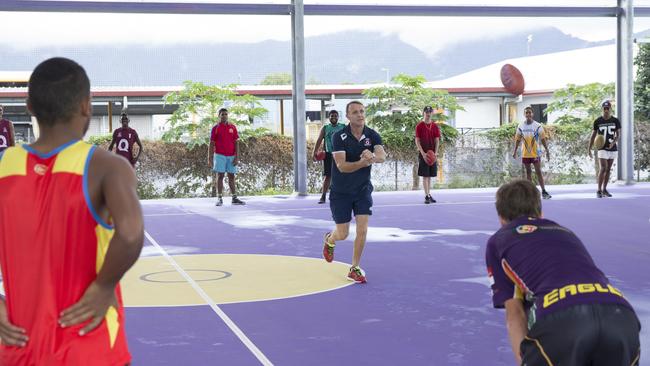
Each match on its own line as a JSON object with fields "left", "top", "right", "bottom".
{"left": 144, "top": 213, "right": 197, "bottom": 217}
{"left": 144, "top": 231, "right": 273, "bottom": 366}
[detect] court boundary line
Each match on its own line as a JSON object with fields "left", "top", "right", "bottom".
{"left": 144, "top": 193, "right": 650, "bottom": 216}
{"left": 144, "top": 231, "right": 273, "bottom": 366}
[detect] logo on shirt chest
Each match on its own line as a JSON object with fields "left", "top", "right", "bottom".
{"left": 229, "top": 128, "right": 234, "bottom": 134}
{"left": 34, "top": 164, "right": 48, "bottom": 175}
{"left": 363, "top": 138, "right": 371, "bottom": 147}
{"left": 515, "top": 225, "right": 538, "bottom": 234}
{"left": 2, "top": 128, "right": 6, "bottom": 133}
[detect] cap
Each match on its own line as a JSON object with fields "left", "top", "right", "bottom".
{"left": 423, "top": 106, "right": 433, "bottom": 112}
{"left": 602, "top": 100, "right": 612, "bottom": 108}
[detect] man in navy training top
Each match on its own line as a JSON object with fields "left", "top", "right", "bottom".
{"left": 486, "top": 179, "right": 639, "bottom": 365}
{"left": 322, "top": 101, "right": 386, "bottom": 284}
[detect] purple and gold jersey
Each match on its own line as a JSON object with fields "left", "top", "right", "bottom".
{"left": 485, "top": 216, "right": 633, "bottom": 323}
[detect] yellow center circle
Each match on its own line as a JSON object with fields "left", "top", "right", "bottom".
{"left": 121, "top": 254, "right": 352, "bottom": 307}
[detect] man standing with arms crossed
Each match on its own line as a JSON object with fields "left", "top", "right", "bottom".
{"left": 209, "top": 108, "right": 245, "bottom": 206}
{"left": 415, "top": 106, "right": 441, "bottom": 204}
{"left": 322, "top": 101, "right": 386, "bottom": 283}
{"left": 513, "top": 106, "right": 552, "bottom": 199}
{"left": 0, "top": 57, "right": 144, "bottom": 365}
{"left": 588, "top": 100, "right": 620, "bottom": 198}
{"left": 312, "top": 110, "right": 345, "bottom": 204}
{"left": 0, "top": 104, "right": 16, "bottom": 152}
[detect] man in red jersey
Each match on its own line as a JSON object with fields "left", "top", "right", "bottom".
{"left": 415, "top": 106, "right": 441, "bottom": 204}
{"left": 208, "top": 108, "right": 245, "bottom": 206}
{"left": 0, "top": 57, "right": 143, "bottom": 366}
{"left": 108, "top": 112, "right": 143, "bottom": 167}
{"left": 0, "top": 104, "right": 16, "bottom": 152}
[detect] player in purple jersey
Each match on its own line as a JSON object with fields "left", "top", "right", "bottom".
{"left": 0, "top": 104, "right": 16, "bottom": 153}
{"left": 486, "top": 179, "right": 640, "bottom": 365}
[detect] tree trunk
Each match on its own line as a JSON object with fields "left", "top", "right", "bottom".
{"left": 412, "top": 163, "right": 419, "bottom": 190}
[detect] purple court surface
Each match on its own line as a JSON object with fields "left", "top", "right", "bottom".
{"left": 128, "top": 183, "right": 650, "bottom": 365}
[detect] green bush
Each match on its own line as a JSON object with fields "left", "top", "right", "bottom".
{"left": 90, "top": 121, "right": 647, "bottom": 199}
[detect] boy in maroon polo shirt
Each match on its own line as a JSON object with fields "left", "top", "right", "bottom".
{"left": 0, "top": 104, "right": 16, "bottom": 153}
{"left": 486, "top": 179, "right": 640, "bottom": 365}
{"left": 108, "top": 112, "right": 143, "bottom": 167}
{"left": 208, "top": 108, "right": 244, "bottom": 206}
{"left": 415, "top": 106, "right": 441, "bottom": 204}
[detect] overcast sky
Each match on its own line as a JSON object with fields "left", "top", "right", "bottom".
{"left": 3, "top": 0, "right": 650, "bottom": 57}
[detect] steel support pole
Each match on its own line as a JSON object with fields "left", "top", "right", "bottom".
{"left": 291, "top": 0, "right": 307, "bottom": 195}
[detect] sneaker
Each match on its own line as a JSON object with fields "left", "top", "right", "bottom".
{"left": 542, "top": 191, "right": 552, "bottom": 200}
{"left": 597, "top": 191, "right": 603, "bottom": 198}
{"left": 215, "top": 197, "right": 223, "bottom": 206}
{"left": 232, "top": 196, "right": 246, "bottom": 205}
{"left": 602, "top": 190, "right": 612, "bottom": 197}
{"left": 347, "top": 266, "right": 367, "bottom": 284}
{"left": 322, "top": 233, "right": 335, "bottom": 263}
{"left": 424, "top": 195, "right": 431, "bottom": 204}
{"left": 428, "top": 195, "right": 437, "bottom": 203}
{"left": 318, "top": 195, "right": 326, "bottom": 204}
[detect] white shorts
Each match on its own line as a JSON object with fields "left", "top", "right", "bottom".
{"left": 597, "top": 150, "right": 618, "bottom": 160}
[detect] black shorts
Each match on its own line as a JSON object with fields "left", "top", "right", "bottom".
{"left": 323, "top": 152, "right": 333, "bottom": 177}
{"left": 417, "top": 153, "right": 437, "bottom": 177}
{"left": 521, "top": 303, "right": 640, "bottom": 366}
{"left": 329, "top": 186, "right": 373, "bottom": 224}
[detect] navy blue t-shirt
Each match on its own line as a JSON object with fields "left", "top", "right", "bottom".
{"left": 485, "top": 216, "right": 633, "bottom": 323}
{"left": 330, "top": 124, "right": 382, "bottom": 195}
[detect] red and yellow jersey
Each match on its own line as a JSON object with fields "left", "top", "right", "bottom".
{"left": 0, "top": 140, "right": 130, "bottom": 366}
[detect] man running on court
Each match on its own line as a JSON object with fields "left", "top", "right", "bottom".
{"left": 0, "top": 57, "right": 144, "bottom": 365}
{"left": 322, "top": 101, "right": 386, "bottom": 283}
{"left": 486, "top": 179, "right": 640, "bottom": 365}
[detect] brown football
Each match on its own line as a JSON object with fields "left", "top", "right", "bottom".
{"left": 500, "top": 64, "right": 525, "bottom": 96}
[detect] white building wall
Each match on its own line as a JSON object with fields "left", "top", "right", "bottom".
{"left": 88, "top": 115, "right": 154, "bottom": 139}
{"left": 454, "top": 98, "right": 501, "bottom": 129}
{"left": 518, "top": 95, "right": 558, "bottom": 123}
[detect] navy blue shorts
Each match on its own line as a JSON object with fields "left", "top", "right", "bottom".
{"left": 329, "top": 186, "right": 373, "bottom": 224}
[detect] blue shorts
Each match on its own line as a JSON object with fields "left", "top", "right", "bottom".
{"left": 329, "top": 186, "right": 373, "bottom": 224}
{"left": 213, "top": 154, "right": 237, "bottom": 174}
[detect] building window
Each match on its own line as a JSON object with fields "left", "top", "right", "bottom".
{"left": 530, "top": 104, "right": 548, "bottom": 123}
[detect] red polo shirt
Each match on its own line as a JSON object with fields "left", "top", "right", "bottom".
{"left": 415, "top": 121, "right": 441, "bottom": 152}
{"left": 211, "top": 122, "right": 239, "bottom": 156}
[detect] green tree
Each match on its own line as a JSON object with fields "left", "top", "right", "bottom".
{"left": 363, "top": 74, "right": 462, "bottom": 151}
{"left": 545, "top": 82, "right": 615, "bottom": 125}
{"left": 260, "top": 72, "right": 292, "bottom": 85}
{"left": 363, "top": 74, "right": 463, "bottom": 189}
{"left": 635, "top": 43, "right": 650, "bottom": 121}
{"left": 544, "top": 82, "right": 615, "bottom": 182}
{"left": 162, "top": 81, "right": 267, "bottom": 147}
